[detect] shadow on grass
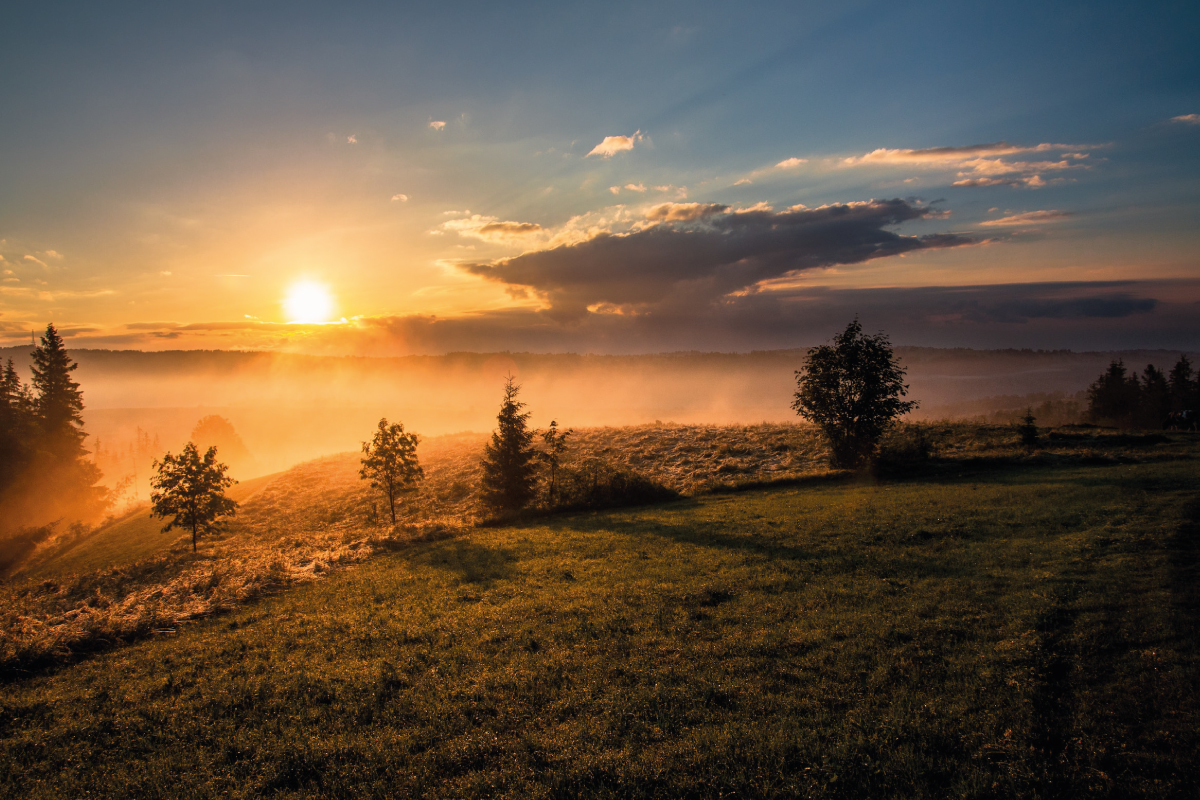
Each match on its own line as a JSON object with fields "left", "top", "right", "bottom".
{"left": 408, "top": 539, "right": 519, "bottom": 587}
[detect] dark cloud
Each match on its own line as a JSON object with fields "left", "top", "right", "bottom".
{"left": 463, "top": 200, "right": 973, "bottom": 317}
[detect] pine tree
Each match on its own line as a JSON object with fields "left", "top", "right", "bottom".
{"left": 1168, "top": 355, "right": 1197, "bottom": 412}
{"left": 0, "top": 359, "right": 36, "bottom": 494}
{"left": 1087, "top": 360, "right": 1139, "bottom": 427}
{"left": 30, "top": 323, "right": 86, "bottom": 453}
{"left": 480, "top": 376, "right": 539, "bottom": 513}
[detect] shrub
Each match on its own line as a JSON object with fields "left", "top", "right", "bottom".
{"left": 551, "top": 458, "right": 678, "bottom": 511}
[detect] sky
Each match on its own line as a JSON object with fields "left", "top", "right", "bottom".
{"left": 1, "top": 0, "right": 1198, "bottom": 355}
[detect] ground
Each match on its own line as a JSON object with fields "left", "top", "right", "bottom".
{"left": 1, "top": 445, "right": 1197, "bottom": 798}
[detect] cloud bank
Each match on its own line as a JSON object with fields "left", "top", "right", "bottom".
{"left": 462, "top": 199, "right": 973, "bottom": 317}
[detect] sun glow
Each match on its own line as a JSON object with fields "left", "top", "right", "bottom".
{"left": 283, "top": 281, "right": 335, "bottom": 323}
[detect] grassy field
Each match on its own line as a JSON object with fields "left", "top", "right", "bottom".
{"left": 1, "top": 452, "right": 1197, "bottom": 798}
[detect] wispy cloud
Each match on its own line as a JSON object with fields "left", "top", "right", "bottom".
{"left": 443, "top": 215, "right": 544, "bottom": 243}
{"left": 43, "top": 250, "right": 63, "bottom": 260}
{"left": 429, "top": 120, "right": 446, "bottom": 131}
{"left": 775, "top": 157, "right": 807, "bottom": 169}
{"left": 347, "top": 135, "right": 358, "bottom": 144}
{"left": 734, "top": 178, "right": 753, "bottom": 186}
{"left": 1170, "top": 114, "right": 1200, "bottom": 125}
{"left": 979, "top": 209, "right": 1073, "bottom": 227}
{"left": 391, "top": 193, "right": 409, "bottom": 202}
{"left": 23, "top": 255, "right": 48, "bottom": 268}
{"left": 842, "top": 141, "right": 1097, "bottom": 189}
{"left": 587, "top": 131, "right": 643, "bottom": 158}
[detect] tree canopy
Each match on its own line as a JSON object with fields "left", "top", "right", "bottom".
{"left": 150, "top": 442, "right": 238, "bottom": 553}
{"left": 792, "top": 320, "right": 917, "bottom": 469}
{"left": 360, "top": 418, "right": 423, "bottom": 525}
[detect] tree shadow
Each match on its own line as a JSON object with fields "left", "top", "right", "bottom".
{"left": 407, "top": 539, "right": 519, "bottom": 587}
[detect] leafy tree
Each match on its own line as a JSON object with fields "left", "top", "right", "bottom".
{"left": 540, "top": 420, "right": 572, "bottom": 507}
{"left": 360, "top": 418, "right": 423, "bottom": 524}
{"left": 150, "top": 442, "right": 238, "bottom": 553}
{"left": 480, "top": 376, "right": 539, "bottom": 513}
{"left": 191, "top": 414, "right": 254, "bottom": 473}
{"left": 30, "top": 323, "right": 86, "bottom": 453}
{"left": 792, "top": 320, "right": 918, "bottom": 469}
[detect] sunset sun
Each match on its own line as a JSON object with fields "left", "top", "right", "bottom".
{"left": 283, "top": 281, "right": 334, "bottom": 323}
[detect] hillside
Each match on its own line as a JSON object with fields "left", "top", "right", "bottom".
{"left": 1, "top": 451, "right": 1197, "bottom": 797}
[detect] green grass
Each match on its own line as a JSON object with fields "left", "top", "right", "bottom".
{"left": 1, "top": 459, "right": 1197, "bottom": 798}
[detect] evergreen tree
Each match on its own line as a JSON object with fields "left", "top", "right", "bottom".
{"left": 1086, "top": 360, "right": 1139, "bottom": 427}
{"left": 480, "top": 376, "right": 539, "bottom": 513}
{"left": 0, "top": 359, "right": 36, "bottom": 494}
{"left": 1137, "top": 364, "right": 1171, "bottom": 429}
{"left": 30, "top": 323, "right": 86, "bottom": 452}
{"left": 1168, "top": 355, "right": 1198, "bottom": 412}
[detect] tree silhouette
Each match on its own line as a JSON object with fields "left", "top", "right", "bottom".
{"left": 150, "top": 442, "right": 238, "bottom": 553}
{"left": 30, "top": 323, "right": 86, "bottom": 453}
{"left": 480, "top": 376, "right": 539, "bottom": 513}
{"left": 540, "top": 419, "right": 572, "bottom": 507}
{"left": 360, "top": 418, "right": 423, "bottom": 524}
{"left": 792, "top": 320, "right": 918, "bottom": 469}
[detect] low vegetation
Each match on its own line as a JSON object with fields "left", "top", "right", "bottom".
{"left": 0, "top": 448, "right": 1196, "bottom": 797}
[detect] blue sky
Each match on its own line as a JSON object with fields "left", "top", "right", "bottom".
{"left": 1, "top": 0, "right": 1198, "bottom": 353}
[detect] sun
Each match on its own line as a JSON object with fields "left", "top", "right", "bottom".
{"left": 283, "top": 281, "right": 335, "bottom": 323}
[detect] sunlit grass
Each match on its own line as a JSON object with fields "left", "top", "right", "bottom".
{"left": 1, "top": 451, "right": 1197, "bottom": 797}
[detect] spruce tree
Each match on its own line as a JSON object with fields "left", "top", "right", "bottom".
{"left": 0, "top": 359, "right": 36, "bottom": 494}
{"left": 480, "top": 376, "right": 539, "bottom": 513}
{"left": 30, "top": 323, "right": 86, "bottom": 452}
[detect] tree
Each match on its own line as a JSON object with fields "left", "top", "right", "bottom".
{"left": 1018, "top": 408, "right": 1039, "bottom": 447}
{"left": 30, "top": 323, "right": 86, "bottom": 453}
{"left": 191, "top": 414, "right": 254, "bottom": 474}
{"left": 360, "top": 418, "right": 423, "bottom": 524}
{"left": 480, "top": 375, "right": 539, "bottom": 512}
{"left": 792, "top": 320, "right": 918, "bottom": 469}
{"left": 0, "top": 359, "right": 36, "bottom": 494}
{"left": 1168, "top": 355, "right": 1198, "bottom": 412}
{"left": 1087, "top": 360, "right": 1140, "bottom": 427}
{"left": 1137, "top": 364, "right": 1171, "bottom": 429}
{"left": 540, "top": 420, "right": 572, "bottom": 507}
{"left": 150, "top": 442, "right": 238, "bottom": 553}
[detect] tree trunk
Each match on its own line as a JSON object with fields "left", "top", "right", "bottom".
{"left": 192, "top": 521, "right": 197, "bottom": 553}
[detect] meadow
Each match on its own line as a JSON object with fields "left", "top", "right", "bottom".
{"left": 0, "top": 423, "right": 1197, "bottom": 797}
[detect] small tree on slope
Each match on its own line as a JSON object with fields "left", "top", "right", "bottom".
{"left": 792, "top": 320, "right": 918, "bottom": 469}
{"left": 150, "top": 442, "right": 238, "bottom": 553}
{"left": 360, "top": 418, "right": 423, "bottom": 525}
{"left": 480, "top": 376, "right": 538, "bottom": 513}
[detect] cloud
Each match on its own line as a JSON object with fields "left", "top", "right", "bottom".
{"left": 160, "top": 270, "right": 172, "bottom": 276}
{"left": 775, "top": 157, "right": 807, "bottom": 169}
{"left": 979, "top": 210, "right": 1073, "bottom": 227}
{"left": 347, "top": 135, "right": 358, "bottom": 144}
{"left": 462, "top": 199, "right": 973, "bottom": 317}
{"left": 429, "top": 120, "right": 446, "bottom": 130}
{"left": 44, "top": 250, "right": 63, "bottom": 260}
{"left": 734, "top": 178, "right": 753, "bottom": 186}
{"left": 624, "top": 183, "right": 647, "bottom": 193}
{"left": 587, "top": 131, "right": 642, "bottom": 158}
{"left": 843, "top": 141, "right": 1095, "bottom": 189}
{"left": 609, "top": 186, "right": 621, "bottom": 195}
{"left": 1170, "top": 114, "right": 1200, "bottom": 125}
{"left": 391, "top": 194, "right": 409, "bottom": 202}
{"left": 443, "top": 215, "right": 544, "bottom": 243}
{"left": 23, "top": 255, "right": 48, "bottom": 268}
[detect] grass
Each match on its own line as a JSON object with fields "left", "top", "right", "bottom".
{"left": 1, "top": 452, "right": 1197, "bottom": 798}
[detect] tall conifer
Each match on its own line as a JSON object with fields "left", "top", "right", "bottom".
{"left": 480, "top": 376, "right": 538, "bottom": 513}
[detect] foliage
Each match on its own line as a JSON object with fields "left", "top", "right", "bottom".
{"left": 1087, "top": 357, "right": 1198, "bottom": 429}
{"left": 0, "top": 325, "right": 106, "bottom": 537}
{"left": 150, "top": 442, "right": 238, "bottom": 553}
{"left": 792, "top": 319, "right": 918, "bottom": 469}
{"left": 551, "top": 457, "right": 678, "bottom": 511}
{"left": 479, "top": 376, "right": 539, "bottom": 513}
{"left": 1017, "top": 408, "right": 1039, "bottom": 446}
{"left": 360, "top": 418, "right": 423, "bottom": 524}
{"left": 191, "top": 415, "right": 253, "bottom": 472}
{"left": 539, "top": 419, "right": 572, "bottom": 506}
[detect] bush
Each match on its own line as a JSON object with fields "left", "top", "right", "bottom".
{"left": 551, "top": 458, "right": 678, "bottom": 512}
{"left": 875, "top": 424, "right": 935, "bottom": 471}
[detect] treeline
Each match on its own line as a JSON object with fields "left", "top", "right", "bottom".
{"left": 1, "top": 325, "right": 107, "bottom": 551}
{"left": 1086, "top": 356, "right": 1199, "bottom": 429}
